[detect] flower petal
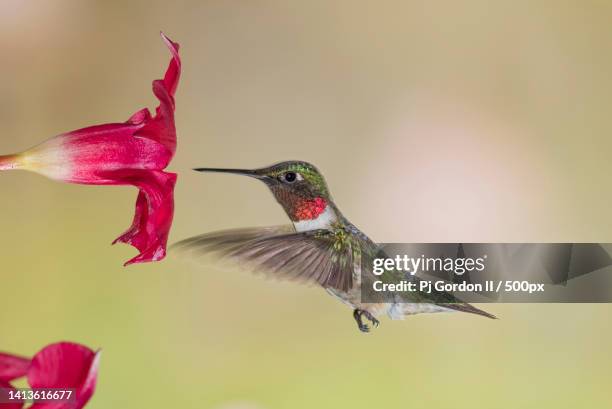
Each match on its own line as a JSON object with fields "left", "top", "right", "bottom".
{"left": 0, "top": 380, "right": 24, "bottom": 409}
{"left": 27, "top": 343, "right": 100, "bottom": 409}
{"left": 0, "top": 352, "right": 30, "bottom": 382}
{"left": 27, "top": 342, "right": 94, "bottom": 388}
{"left": 160, "top": 32, "right": 181, "bottom": 97}
{"left": 109, "top": 170, "right": 177, "bottom": 265}
{"left": 27, "top": 119, "right": 170, "bottom": 183}
{"left": 136, "top": 32, "right": 181, "bottom": 154}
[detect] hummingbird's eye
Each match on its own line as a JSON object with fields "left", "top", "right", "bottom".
{"left": 282, "top": 172, "right": 300, "bottom": 183}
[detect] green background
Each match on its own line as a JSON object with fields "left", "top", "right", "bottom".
{"left": 1, "top": 1, "right": 611, "bottom": 408}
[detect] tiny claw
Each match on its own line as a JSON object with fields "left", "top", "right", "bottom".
{"left": 362, "top": 310, "right": 380, "bottom": 329}
{"left": 353, "top": 308, "right": 377, "bottom": 333}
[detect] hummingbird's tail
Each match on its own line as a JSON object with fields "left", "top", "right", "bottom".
{"left": 440, "top": 303, "right": 498, "bottom": 319}
{"left": 0, "top": 154, "right": 20, "bottom": 171}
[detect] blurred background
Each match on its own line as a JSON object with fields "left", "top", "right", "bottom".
{"left": 1, "top": 1, "right": 612, "bottom": 408}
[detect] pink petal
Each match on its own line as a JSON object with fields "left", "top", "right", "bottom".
{"left": 35, "top": 119, "right": 172, "bottom": 183}
{"left": 27, "top": 343, "right": 94, "bottom": 388}
{"left": 0, "top": 352, "right": 30, "bottom": 382}
{"left": 27, "top": 343, "right": 100, "bottom": 409}
{"left": 110, "top": 170, "right": 177, "bottom": 265}
{"left": 138, "top": 32, "right": 180, "bottom": 154}
{"left": 0, "top": 380, "right": 24, "bottom": 409}
{"left": 160, "top": 32, "right": 181, "bottom": 97}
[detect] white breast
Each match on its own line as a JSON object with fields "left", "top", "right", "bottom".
{"left": 293, "top": 206, "right": 337, "bottom": 232}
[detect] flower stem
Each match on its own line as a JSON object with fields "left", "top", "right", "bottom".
{"left": 0, "top": 154, "right": 20, "bottom": 171}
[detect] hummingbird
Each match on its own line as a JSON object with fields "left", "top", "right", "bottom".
{"left": 175, "top": 161, "right": 496, "bottom": 332}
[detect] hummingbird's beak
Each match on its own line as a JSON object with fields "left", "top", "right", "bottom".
{"left": 193, "top": 167, "right": 266, "bottom": 180}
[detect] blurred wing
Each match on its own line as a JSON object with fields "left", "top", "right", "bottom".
{"left": 173, "top": 226, "right": 357, "bottom": 292}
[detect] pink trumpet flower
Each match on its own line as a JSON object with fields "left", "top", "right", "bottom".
{"left": 0, "top": 342, "right": 101, "bottom": 409}
{"left": 0, "top": 33, "right": 181, "bottom": 265}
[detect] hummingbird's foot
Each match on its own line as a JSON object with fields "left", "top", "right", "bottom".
{"left": 353, "top": 309, "right": 380, "bottom": 333}
{"left": 362, "top": 310, "right": 380, "bottom": 329}
{"left": 353, "top": 309, "right": 370, "bottom": 332}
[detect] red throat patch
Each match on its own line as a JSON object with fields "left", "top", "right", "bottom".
{"left": 293, "top": 197, "right": 327, "bottom": 221}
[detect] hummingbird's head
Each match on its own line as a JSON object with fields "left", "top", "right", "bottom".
{"left": 195, "top": 161, "right": 334, "bottom": 223}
